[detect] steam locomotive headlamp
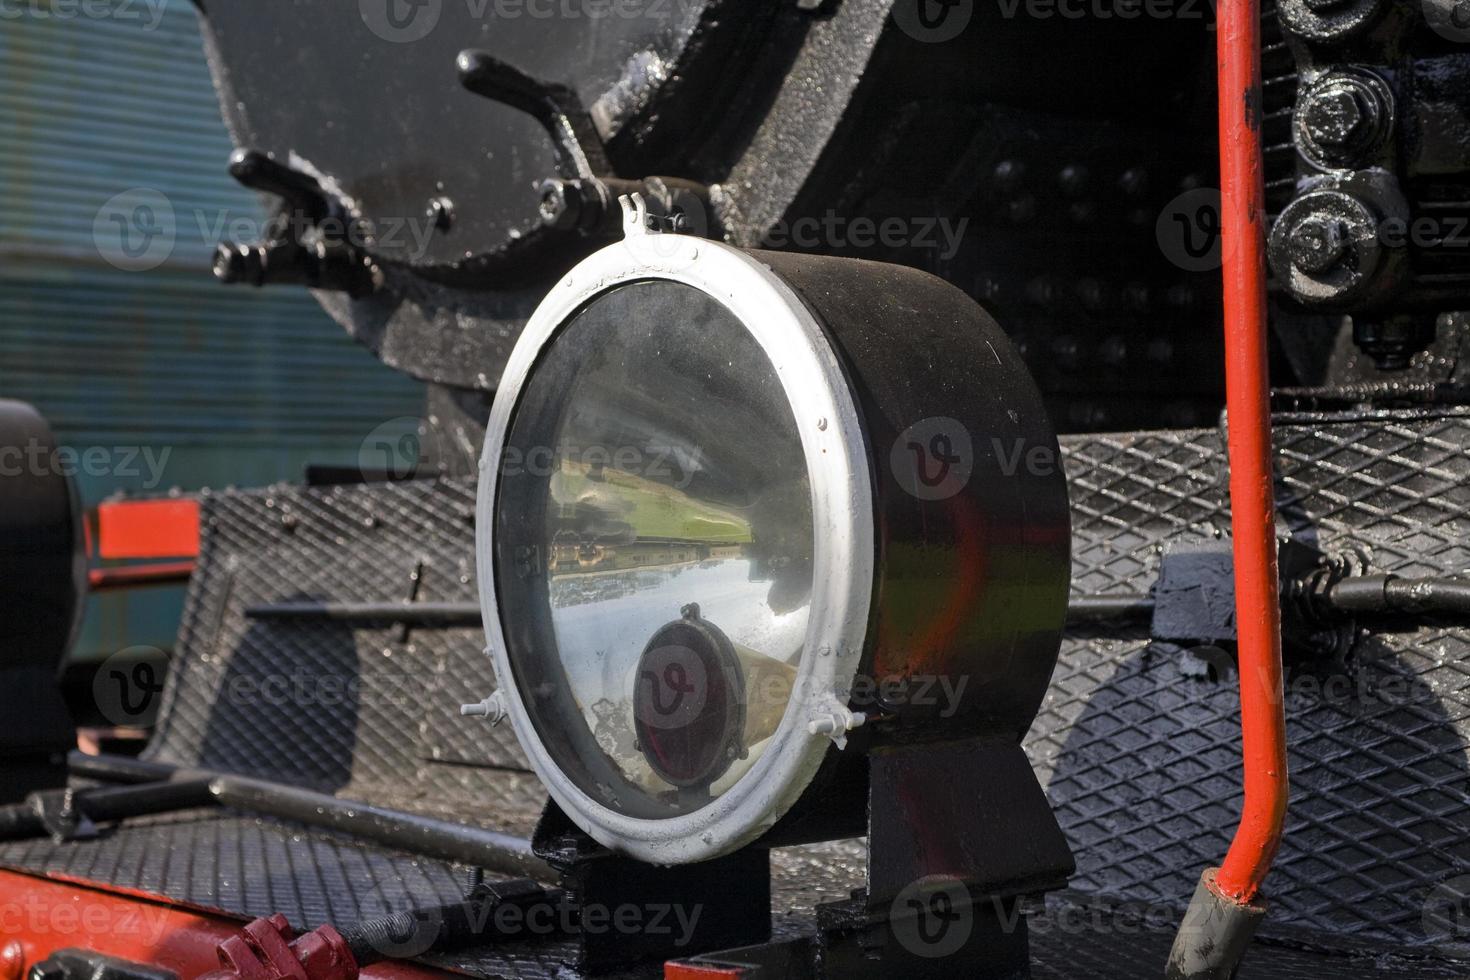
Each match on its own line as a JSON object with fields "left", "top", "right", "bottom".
{"left": 476, "top": 196, "right": 1070, "bottom": 865}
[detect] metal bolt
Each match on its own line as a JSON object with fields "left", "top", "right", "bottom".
{"left": 1117, "top": 167, "right": 1150, "bottom": 199}
{"left": 426, "top": 195, "right": 454, "bottom": 232}
{"left": 1288, "top": 215, "right": 1352, "bottom": 273}
{"left": 1302, "top": 87, "right": 1366, "bottom": 148}
{"left": 1026, "top": 276, "right": 1056, "bottom": 308}
{"left": 1006, "top": 195, "right": 1036, "bottom": 224}
{"left": 1147, "top": 338, "right": 1174, "bottom": 363}
{"left": 1058, "top": 164, "right": 1090, "bottom": 197}
{"left": 1123, "top": 282, "right": 1151, "bottom": 311}
{"left": 992, "top": 159, "right": 1025, "bottom": 192}
{"left": 461, "top": 690, "right": 509, "bottom": 726}
{"left": 808, "top": 707, "right": 866, "bottom": 749}
{"left": 1268, "top": 188, "right": 1389, "bottom": 308}
{"left": 537, "top": 179, "right": 577, "bottom": 230}
{"left": 1076, "top": 278, "right": 1108, "bottom": 312}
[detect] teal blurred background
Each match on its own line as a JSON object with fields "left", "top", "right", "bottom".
{"left": 0, "top": 1, "right": 425, "bottom": 674}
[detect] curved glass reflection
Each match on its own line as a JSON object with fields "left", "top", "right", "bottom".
{"left": 495, "top": 280, "right": 814, "bottom": 818}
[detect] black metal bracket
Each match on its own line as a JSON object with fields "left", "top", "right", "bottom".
{"left": 456, "top": 49, "right": 718, "bottom": 242}
{"left": 214, "top": 148, "right": 382, "bottom": 296}
{"left": 0, "top": 778, "right": 216, "bottom": 844}
{"left": 530, "top": 800, "right": 772, "bottom": 973}
{"left": 28, "top": 788, "right": 98, "bottom": 842}
{"left": 670, "top": 737, "right": 1072, "bottom": 979}
{"left": 456, "top": 50, "right": 611, "bottom": 181}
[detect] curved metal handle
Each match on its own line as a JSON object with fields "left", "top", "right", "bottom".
{"left": 456, "top": 49, "right": 612, "bottom": 180}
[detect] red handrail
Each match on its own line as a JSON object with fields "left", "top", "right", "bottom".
{"left": 1212, "top": 0, "right": 1290, "bottom": 903}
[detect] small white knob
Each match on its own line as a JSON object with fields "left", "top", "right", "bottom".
{"left": 807, "top": 699, "right": 865, "bottom": 749}
{"left": 460, "top": 690, "right": 508, "bottom": 726}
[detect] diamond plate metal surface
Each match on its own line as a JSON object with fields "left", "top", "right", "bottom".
{"left": 142, "top": 478, "right": 529, "bottom": 813}
{"left": 1039, "top": 409, "right": 1470, "bottom": 955}
{"left": 0, "top": 810, "right": 471, "bottom": 926}
{"left": 0, "top": 811, "right": 1456, "bottom": 979}
{"left": 0, "top": 411, "right": 1466, "bottom": 974}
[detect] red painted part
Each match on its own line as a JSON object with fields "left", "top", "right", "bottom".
{"left": 1211, "top": 0, "right": 1290, "bottom": 904}
{"left": 0, "top": 870, "right": 451, "bottom": 979}
{"left": 97, "top": 498, "right": 200, "bottom": 559}
{"left": 88, "top": 561, "right": 196, "bottom": 592}
{"left": 204, "top": 914, "right": 359, "bottom": 980}
{"left": 663, "top": 964, "right": 746, "bottom": 979}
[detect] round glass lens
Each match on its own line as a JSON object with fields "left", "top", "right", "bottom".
{"left": 495, "top": 280, "right": 815, "bottom": 819}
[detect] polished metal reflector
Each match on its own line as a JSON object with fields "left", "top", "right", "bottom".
{"left": 494, "top": 280, "right": 813, "bottom": 819}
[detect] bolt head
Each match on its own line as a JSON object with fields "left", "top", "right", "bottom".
{"left": 425, "top": 195, "right": 454, "bottom": 231}
{"left": 1288, "top": 215, "right": 1352, "bottom": 273}
{"left": 1303, "top": 87, "right": 1367, "bottom": 148}
{"left": 537, "top": 180, "right": 577, "bottom": 230}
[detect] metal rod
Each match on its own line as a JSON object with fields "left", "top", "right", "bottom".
{"left": 207, "top": 773, "right": 551, "bottom": 880}
{"left": 68, "top": 752, "right": 550, "bottom": 881}
{"left": 244, "top": 601, "right": 482, "bottom": 626}
{"left": 1211, "top": 0, "right": 1288, "bottom": 906}
{"left": 1327, "top": 574, "right": 1470, "bottom": 618}
{"left": 255, "top": 595, "right": 1170, "bottom": 629}
{"left": 1065, "top": 593, "right": 1155, "bottom": 623}
{"left": 0, "top": 777, "right": 216, "bottom": 841}
{"left": 69, "top": 751, "right": 175, "bottom": 784}
{"left": 1169, "top": 0, "right": 1286, "bottom": 972}
{"left": 74, "top": 778, "right": 216, "bottom": 823}
{"left": 240, "top": 577, "right": 1470, "bottom": 636}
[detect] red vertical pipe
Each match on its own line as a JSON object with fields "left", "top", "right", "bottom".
{"left": 1212, "top": 0, "right": 1290, "bottom": 904}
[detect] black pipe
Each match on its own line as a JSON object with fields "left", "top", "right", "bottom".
{"left": 240, "top": 574, "right": 1470, "bottom": 635}
{"left": 1065, "top": 593, "right": 1155, "bottom": 624}
{"left": 244, "top": 601, "right": 483, "bottom": 627}
{"left": 67, "top": 752, "right": 550, "bottom": 881}
{"left": 74, "top": 777, "right": 216, "bottom": 822}
{"left": 264, "top": 595, "right": 1167, "bottom": 628}
{"left": 207, "top": 772, "right": 551, "bottom": 880}
{"left": 1326, "top": 574, "right": 1470, "bottom": 618}
{"left": 68, "top": 752, "right": 175, "bottom": 784}
{"left": 1062, "top": 573, "right": 1470, "bottom": 631}
{"left": 0, "top": 777, "right": 215, "bottom": 841}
